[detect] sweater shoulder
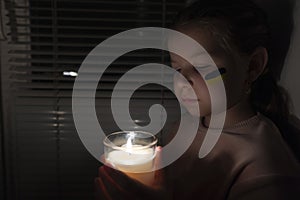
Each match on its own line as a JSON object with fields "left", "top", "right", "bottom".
{"left": 228, "top": 174, "right": 300, "bottom": 200}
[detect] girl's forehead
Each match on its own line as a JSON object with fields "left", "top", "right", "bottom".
{"left": 168, "top": 26, "right": 226, "bottom": 65}
{"left": 168, "top": 25, "right": 225, "bottom": 58}
{"left": 169, "top": 52, "right": 213, "bottom": 67}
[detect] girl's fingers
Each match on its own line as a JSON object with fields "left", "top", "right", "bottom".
{"left": 99, "top": 166, "right": 128, "bottom": 193}
{"left": 100, "top": 154, "right": 105, "bottom": 163}
{"left": 100, "top": 154, "right": 115, "bottom": 168}
{"left": 154, "top": 146, "right": 162, "bottom": 170}
{"left": 101, "top": 165, "right": 150, "bottom": 196}
{"left": 153, "top": 146, "right": 165, "bottom": 187}
{"left": 97, "top": 147, "right": 166, "bottom": 198}
{"left": 97, "top": 165, "right": 167, "bottom": 200}
{"left": 94, "top": 177, "right": 113, "bottom": 200}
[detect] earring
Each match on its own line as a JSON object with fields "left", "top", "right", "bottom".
{"left": 245, "top": 80, "right": 252, "bottom": 94}
{"left": 245, "top": 87, "right": 251, "bottom": 95}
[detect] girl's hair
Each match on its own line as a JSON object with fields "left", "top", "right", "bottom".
{"left": 172, "top": 0, "right": 296, "bottom": 149}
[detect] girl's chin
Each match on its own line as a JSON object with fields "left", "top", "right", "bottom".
{"left": 180, "top": 101, "right": 211, "bottom": 117}
{"left": 185, "top": 108, "right": 210, "bottom": 118}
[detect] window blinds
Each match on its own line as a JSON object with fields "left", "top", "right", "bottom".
{"left": 3, "top": 0, "right": 184, "bottom": 199}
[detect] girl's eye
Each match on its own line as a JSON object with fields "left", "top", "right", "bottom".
{"left": 173, "top": 68, "right": 182, "bottom": 77}
{"left": 194, "top": 65, "right": 210, "bottom": 71}
{"left": 193, "top": 66, "right": 212, "bottom": 74}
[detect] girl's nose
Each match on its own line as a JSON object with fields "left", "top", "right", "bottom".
{"left": 175, "top": 72, "right": 193, "bottom": 88}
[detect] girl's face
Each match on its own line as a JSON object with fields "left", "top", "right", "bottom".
{"left": 169, "top": 24, "right": 249, "bottom": 117}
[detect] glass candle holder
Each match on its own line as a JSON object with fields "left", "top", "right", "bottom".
{"left": 103, "top": 131, "right": 158, "bottom": 186}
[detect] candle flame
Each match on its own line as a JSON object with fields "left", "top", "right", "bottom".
{"left": 125, "top": 132, "right": 135, "bottom": 154}
{"left": 126, "top": 137, "right": 133, "bottom": 149}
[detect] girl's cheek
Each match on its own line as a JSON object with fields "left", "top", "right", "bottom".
{"left": 173, "top": 77, "right": 181, "bottom": 99}
{"left": 173, "top": 73, "right": 188, "bottom": 91}
{"left": 173, "top": 76, "right": 180, "bottom": 93}
{"left": 194, "top": 76, "right": 209, "bottom": 92}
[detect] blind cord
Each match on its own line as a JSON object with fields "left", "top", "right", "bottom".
{"left": 0, "top": 0, "right": 7, "bottom": 41}
{"left": 0, "top": 27, "right": 8, "bottom": 200}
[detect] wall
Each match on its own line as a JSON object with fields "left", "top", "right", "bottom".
{"left": 280, "top": 1, "right": 300, "bottom": 118}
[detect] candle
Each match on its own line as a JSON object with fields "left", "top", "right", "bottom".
{"left": 106, "top": 146, "right": 155, "bottom": 172}
{"left": 104, "top": 131, "right": 157, "bottom": 186}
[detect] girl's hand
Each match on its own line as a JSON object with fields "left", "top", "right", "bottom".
{"left": 95, "top": 147, "right": 167, "bottom": 200}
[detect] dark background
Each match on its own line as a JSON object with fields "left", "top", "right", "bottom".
{"left": 0, "top": 0, "right": 299, "bottom": 199}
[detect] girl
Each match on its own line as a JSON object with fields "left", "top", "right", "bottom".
{"left": 95, "top": 0, "right": 300, "bottom": 199}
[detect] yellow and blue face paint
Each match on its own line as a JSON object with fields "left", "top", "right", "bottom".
{"left": 204, "top": 68, "right": 227, "bottom": 84}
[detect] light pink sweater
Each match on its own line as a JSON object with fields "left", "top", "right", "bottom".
{"left": 164, "top": 113, "right": 300, "bottom": 199}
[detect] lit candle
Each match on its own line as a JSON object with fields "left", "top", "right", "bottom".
{"left": 104, "top": 131, "right": 157, "bottom": 186}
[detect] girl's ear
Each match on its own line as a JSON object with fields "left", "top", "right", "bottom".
{"left": 246, "top": 47, "right": 268, "bottom": 82}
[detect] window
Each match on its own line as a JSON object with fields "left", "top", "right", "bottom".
{"left": 2, "top": 0, "right": 184, "bottom": 199}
